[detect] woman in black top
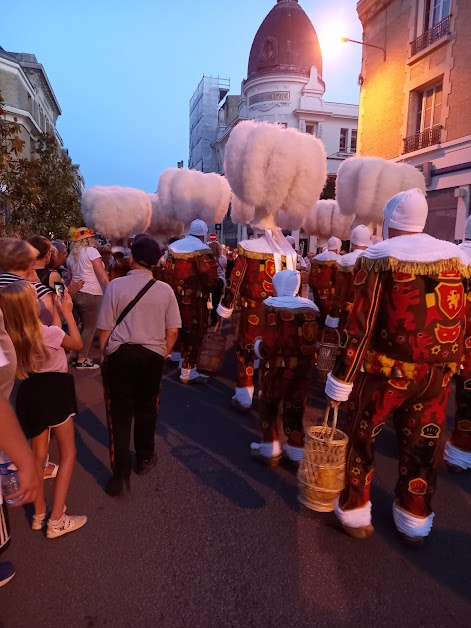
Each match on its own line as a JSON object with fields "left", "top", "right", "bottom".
{"left": 26, "top": 235, "right": 62, "bottom": 290}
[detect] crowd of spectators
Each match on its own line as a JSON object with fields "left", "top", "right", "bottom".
{"left": 0, "top": 228, "right": 237, "bottom": 587}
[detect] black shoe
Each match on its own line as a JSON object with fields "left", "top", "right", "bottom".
{"left": 105, "top": 474, "right": 130, "bottom": 498}
{"left": 136, "top": 454, "right": 157, "bottom": 476}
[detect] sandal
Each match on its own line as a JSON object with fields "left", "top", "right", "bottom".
{"left": 44, "top": 462, "right": 59, "bottom": 480}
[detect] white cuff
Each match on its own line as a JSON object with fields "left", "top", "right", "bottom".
{"left": 335, "top": 497, "right": 372, "bottom": 528}
{"left": 254, "top": 338, "right": 263, "bottom": 360}
{"left": 393, "top": 502, "right": 434, "bottom": 538}
{"left": 217, "top": 303, "right": 233, "bottom": 319}
{"left": 325, "top": 315, "right": 339, "bottom": 329}
{"left": 444, "top": 441, "right": 471, "bottom": 470}
{"left": 283, "top": 444, "right": 304, "bottom": 462}
{"left": 251, "top": 441, "right": 282, "bottom": 457}
{"left": 325, "top": 373, "right": 353, "bottom": 402}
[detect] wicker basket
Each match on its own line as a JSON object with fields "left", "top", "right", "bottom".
{"left": 316, "top": 327, "right": 340, "bottom": 382}
{"left": 197, "top": 321, "right": 227, "bottom": 375}
{"left": 298, "top": 407, "right": 348, "bottom": 512}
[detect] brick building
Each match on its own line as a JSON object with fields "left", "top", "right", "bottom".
{"left": 357, "top": 0, "right": 471, "bottom": 241}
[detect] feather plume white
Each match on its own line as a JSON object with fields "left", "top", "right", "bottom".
{"left": 336, "top": 157, "right": 426, "bottom": 225}
{"left": 81, "top": 186, "right": 151, "bottom": 239}
{"left": 158, "top": 168, "right": 231, "bottom": 226}
{"left": 224, "top": 120, "right": 327, "bottom": 227}
{"left": 147, "top": 194, "right": 184, "bottom": 240}
{"left": 230, "top": 194, "right": 254, "bottom": 225}
{"left": 303, "top": 203, "right": 319, "bottom": 236}
{"left": 303, "top": 200, "right": 354, "bottom": 239}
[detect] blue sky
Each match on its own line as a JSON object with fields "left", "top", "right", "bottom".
{"left": 1, "top": 0, "right": 362, "bottom": 192}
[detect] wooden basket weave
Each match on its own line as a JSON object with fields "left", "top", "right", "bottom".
{"left": 297, "top": 407, "right": 348, "bottom": 512}
{"left": 316, "top": 328, "right": 340, "bottom": 382}
{"left": 197, "top": 321, "right": 227, "bottom": 375}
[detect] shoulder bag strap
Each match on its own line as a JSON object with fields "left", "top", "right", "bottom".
{"left": 115, "top": 279, "right": 156, "bottom": 327}
{"left": 106, "top": 279, "right": 156, "bottom": 349}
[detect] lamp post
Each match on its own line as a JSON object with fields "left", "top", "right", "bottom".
{"left": 341, "top": 37, "right": 386, "bottom": 61}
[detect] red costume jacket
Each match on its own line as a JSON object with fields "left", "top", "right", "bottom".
{"left": 308, "top": 250, "right": 339, "bottom": 320}
{"left": 331, "top": 235, "right": 469, "bottom": 390}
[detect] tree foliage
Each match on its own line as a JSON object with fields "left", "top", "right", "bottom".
{"left": 0, "top": 96, "right": 82, "bottom": 239}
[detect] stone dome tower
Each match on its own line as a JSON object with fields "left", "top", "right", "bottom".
{"left": 247, "top": 0, "right": 323, "bottom": 81}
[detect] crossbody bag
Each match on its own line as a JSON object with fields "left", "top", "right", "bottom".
{"left": 106, "top": 279, "right": 156, "bottom": 347}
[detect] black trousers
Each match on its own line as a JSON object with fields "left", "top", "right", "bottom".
{"left": 103, "top": 345, "right": 164, "bottom": 477}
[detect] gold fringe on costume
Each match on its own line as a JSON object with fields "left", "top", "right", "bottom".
{"left": 338, "top": 264, "right": 355, "bottom": 273}
{"left": 168, "top": 249, "right": 210, "bottom": 260}
{"left": 237, "top": 245, "right": 288, "bottom": 263}
{"left": 357, "top": 256, "right": 471, "bottom": 278}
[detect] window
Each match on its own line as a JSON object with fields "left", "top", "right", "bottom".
{"left": 416, "top": 83, "right": 442, "bottom": 134}
{"left": 305, "top": 123, "right": 317, "bottom": 136}
{"left": 350, "top": 129, "right": 358, "bottom": 153}
{"left": 339, "top": 128, "right": 348, "bottom": 152}
{"left": 424, "top": 0, "right": 450, "bottom": 30}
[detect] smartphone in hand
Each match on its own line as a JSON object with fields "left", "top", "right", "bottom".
{"left": 54, "top": 282, "right": 65, "bottom": 302}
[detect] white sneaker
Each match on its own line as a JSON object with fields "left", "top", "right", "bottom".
{"left": 32, "top": 505, "right": 67, "bottom": 530}
{"left": 47, "top": 513, "right": 87, "bottom": 539}
{"left": 180, "top": 367, "right": 209, "bottom": 384}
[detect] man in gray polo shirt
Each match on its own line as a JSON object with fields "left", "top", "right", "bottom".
{"left": 97, "top": 235, "right": 181, "bottom": 497}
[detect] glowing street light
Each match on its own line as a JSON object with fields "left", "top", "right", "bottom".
{"left": 341, "top": 37, "right": 386, "bottom": 61}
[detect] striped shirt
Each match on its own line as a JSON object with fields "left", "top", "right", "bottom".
{"left": 0, "top": 273, "right": 52, "bottom": 301}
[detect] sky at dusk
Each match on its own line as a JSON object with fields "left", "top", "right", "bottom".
{"left": 1, "top": 0, "right": 363, "bottom": 192}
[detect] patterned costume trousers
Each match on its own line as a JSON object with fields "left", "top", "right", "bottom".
{"left": 236, "top": 307, "right": 265, "bottom": 388}
{"left": 259, "top": 361, "right": 313, "bottom": 447}
{"left": 450, "top": 375, "right": 471, "bottom": 453}
{"left": 177, "top": 296, "right": 208, "bottom": 370}
{"left": 340, "top": 368, "right": 452, "bottom": 518}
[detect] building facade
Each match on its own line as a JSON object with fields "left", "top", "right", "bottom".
{"left": 189, "top": 0, "right": 359, "bottom": 247}
{"left": 0, "top": 47, "right": 84, "bottom": 192}
{"left": 357, "top": 0, "right": 470, "bottom": 241}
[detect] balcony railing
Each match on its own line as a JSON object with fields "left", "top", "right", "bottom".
{"left": 403, "top": 126, "right": 442, "bottom": 154}
{"left": 411, "top": 16, "right": 450, "bottom": 56}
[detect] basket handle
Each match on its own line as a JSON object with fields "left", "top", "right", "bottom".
{"left": 322, "top": 406, "right": 339, "bottom": 442}
{"left": 214, "top": 318, "right": 225, "bottom": 334}
{"left": 320, "top": 327, "right": 340, "bottom": 343}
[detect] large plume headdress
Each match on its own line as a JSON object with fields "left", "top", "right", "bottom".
{"left": 147, "top": 194, "right": 184, "bottom": 243}
{"left": 336, "top": 156, "right": 426, "bottom": 228}
{"left": 303, "top": 199, "right": 354, "bottom": 242}
{"left": 81, "top": 186, "right": 152, "bottom": 239}
{"left": 225, "top": 120, "right": 327, "bottom": 229}
{"left": 157, "top": 168, "right": 231, "bottom": 228}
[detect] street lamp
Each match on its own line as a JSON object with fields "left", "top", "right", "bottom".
{"left": 340, "top": 37, "right": 386, "bottom": 61}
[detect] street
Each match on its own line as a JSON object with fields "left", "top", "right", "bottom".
{"left": 1, "top": 342, "right": 471, "bottom": 628}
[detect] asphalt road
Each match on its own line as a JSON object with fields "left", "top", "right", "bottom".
{"left": 1, "top": 343, "right": 471, "bottom": 628}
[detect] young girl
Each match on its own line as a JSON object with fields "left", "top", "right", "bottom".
{"left": 0, "top": 281, "right": 87, "bottom": 538}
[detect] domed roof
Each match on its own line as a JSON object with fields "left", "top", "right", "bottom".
{"left": 247, "top": 0, "right": 323, "bottom": 81}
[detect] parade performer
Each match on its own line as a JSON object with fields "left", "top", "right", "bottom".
{"left": 164, "top": 219, "right": 220, "bottom": 384}
{"left": 325, "top": 224, "right": 371, "bottom": 333}
{"left": 325, "top": 188, "right": 470, "bottom": 544}
{"left": 157, "top": 168, "right": 230, "bottom": 384}
{"left": 218, "top": 221, "right": 298, "bottom": 409}
{"left": 308, "top": 236, "right": 342, "bottom": 326}
{"left": 250, "top": 270, "right": 319, "bottom": 465}
{"left": 217, "top": 120, "right": 327, "bottom": 411}
{"left": 444, "top": 215, "right": 471, "bottom": 472}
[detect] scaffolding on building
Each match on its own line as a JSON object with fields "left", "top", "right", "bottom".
{"left": 189, "top": 76, "right": 230, "bottom": 173}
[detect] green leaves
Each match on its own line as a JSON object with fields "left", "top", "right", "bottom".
{"left": 0, "top": 95, "right": 82, "bottom": 239}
